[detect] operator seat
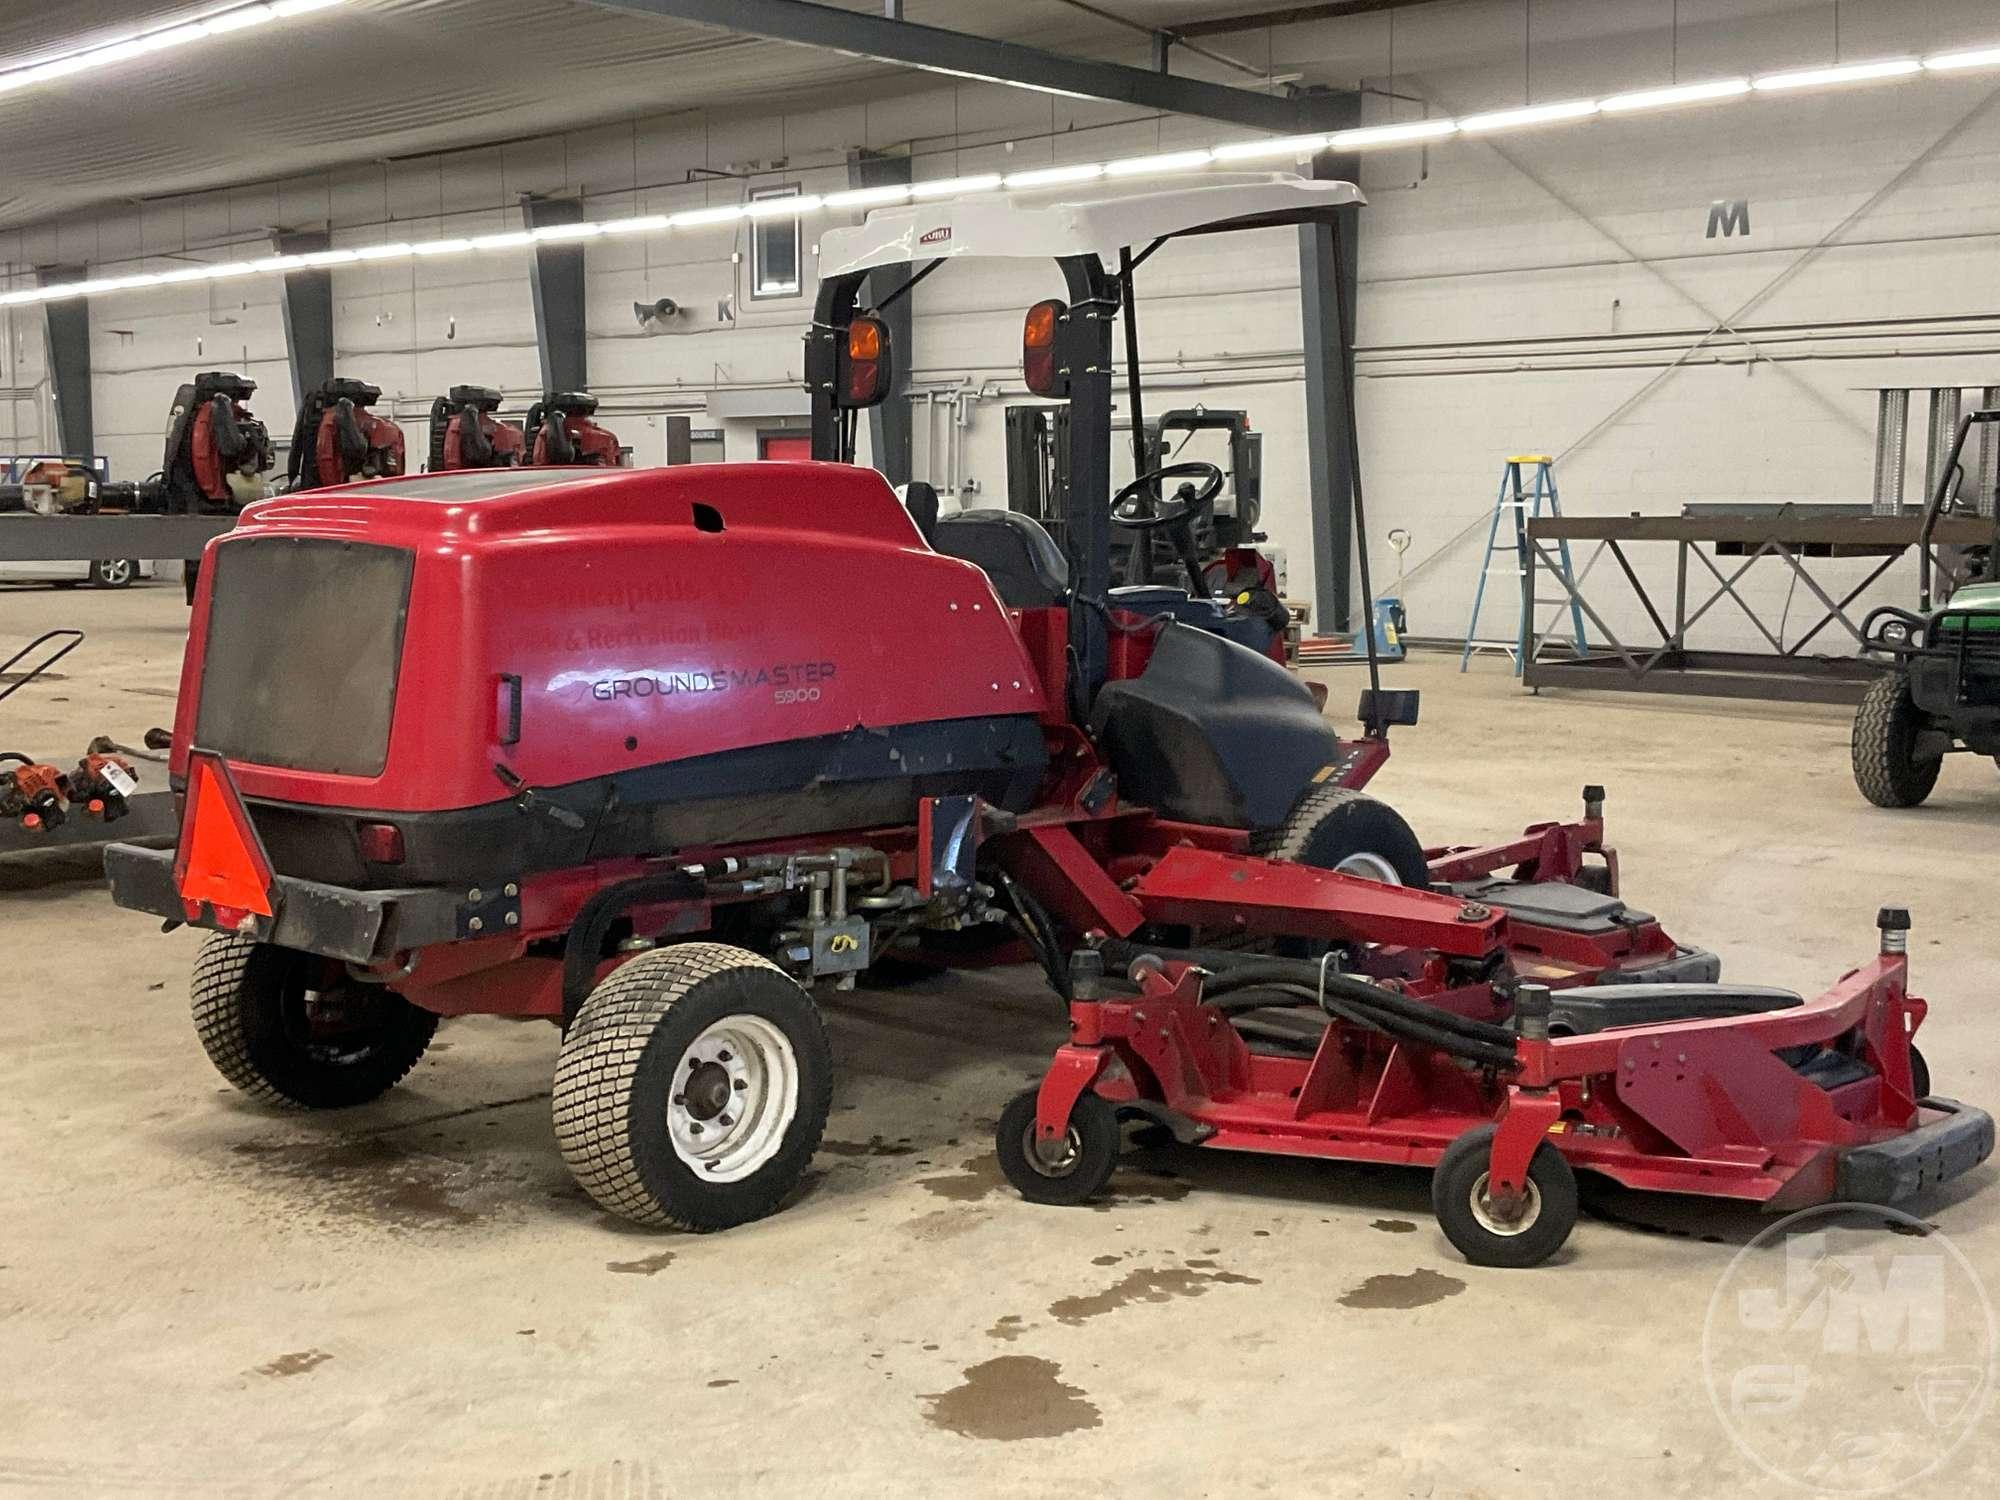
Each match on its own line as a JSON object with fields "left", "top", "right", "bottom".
{"left": 929, "top": 507, "right": 1070, "bottom": 609}
{"left": 901, "top": 480, "right": 941, "bottom": 545}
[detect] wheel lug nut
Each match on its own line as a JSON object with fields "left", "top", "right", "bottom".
{"left": 672, "top": 1094, "right": 686, "bottom": 1107}
{"left": 717, "top": 1049, "right": 732, "bottom": 1063}
{"left": 689, "top": 1122, "right": 703, "bottom": 1134}
{"left": 733, "top": 1079, "right": 748, "bottom": 1091}
{"left": 719, "top": 1114, "right": 733, "bottom": 1128}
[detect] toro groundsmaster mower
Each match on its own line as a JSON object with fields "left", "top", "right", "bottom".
{"left": 106, "top": 176, "right": 1989, "bottom": 1264}
{"left": 1853, "top": 407, "right": 2000, "bottom": 806}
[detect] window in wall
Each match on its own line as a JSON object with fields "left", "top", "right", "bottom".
{"left": 751, "top": 186, "right": 802, "bottom": 299}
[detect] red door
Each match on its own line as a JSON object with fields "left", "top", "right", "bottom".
{"left": 759, "top": 434, "right": 813, "bottom": 461}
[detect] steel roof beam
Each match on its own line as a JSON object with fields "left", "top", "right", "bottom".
{"left": 583, "top": 0, "right": 1349, "bottom": 134}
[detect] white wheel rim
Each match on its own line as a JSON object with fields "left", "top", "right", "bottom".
{"left": 1335, "top": 851, "right": 1403, "bottom": 885}
{"left": 666, "top": 1015, "right": 799, "bottom": 1183}
{"left": 1468, "top": 1171, "right": 1542, "bottom": 1237}
{"left": 100, "top": 560, "right": 130, "bottom": 583}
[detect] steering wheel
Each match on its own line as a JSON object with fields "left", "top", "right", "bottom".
{"left": 1110, "top": 461, "right": 1225, "bottom": 531}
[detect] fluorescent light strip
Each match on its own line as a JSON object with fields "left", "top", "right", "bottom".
{"left": 1752, "top": 58, "right": 1920, "bottom": 91}
{"left": 1601, "top": 77, "right": 1750, "bottom": 112}
{"left": 0, "top": 2, "right": 343, "bottom": 98}
{"left": 1330, "top": 118, "right": 1458, "bottom": 149}
{"left": 11, "top": 37, "right": 2000, "bottom": 311}
{"left": 1460, "top": 98, "right": 1599, "bottom": 131}
{"left": 1211, "top": 133, "right": 1328, "bottom": 162}
{"left": 1924, "top": 46, "right": 2000, "bottom": 72}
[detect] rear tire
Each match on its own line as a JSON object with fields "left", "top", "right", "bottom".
{"left": 190, "top": 933, "right": 438, "bottom": 1109}
{"left": 1254, "top": 786, "right": 1430, "bottom": 887}
{"left": 1431, "top": 1123, "right": 1578, "bottom": 1268}
{"left": 552, "top": 943, "right": 831, "bottom": 1230}
{"left": 995, "top": 1087, "right": 1120, "bottom": 1206}
{"left": 1852, "top": 673, "right": 1942, "bottom": 808}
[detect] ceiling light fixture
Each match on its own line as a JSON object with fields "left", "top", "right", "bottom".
{"left": 0, "top": 1, "right": 343, "bottom": 99}
{"left": 8, "top": 36, "right": 2000, "bottom": 311}
{"left": 1600, "top": 77, "right": 1750, "bottom": 112}
{"left": 1751, "top": 58, "right": 1921, "bottom": 91}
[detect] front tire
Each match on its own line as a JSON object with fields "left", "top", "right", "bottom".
{"left": 190, "top": 933, "right": 438, "bottom": 1108}
{"left": 995, "top": 1087, "right": 1120, "bottom": 1206}
{"left": 1431, "top": 1123, "right": 1579, "bottom": 1268}
{"left": 552, "top": 943, "right": 831, "bottom": 1231}
{"left": 1852, "top": 673, "right": 1942, "bottom": 808}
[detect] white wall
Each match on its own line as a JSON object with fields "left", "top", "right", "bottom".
{"left": 7, "top": 0, "right": 2000, "bottom": 652}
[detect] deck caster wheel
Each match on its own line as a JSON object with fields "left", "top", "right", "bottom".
{"left": 1256, "top": 786, "right": 1430, "bottom": 887}
{"left": 190, "top": 932, "right": 438, "bottom": 1109}
{"left": 553, "top": 943, "right": 831, "bottom": 1231}
{"left": 1910, "top": 1045, "right": 1932, "bottom": 1102}
{"left": 996, "top": 1088, "right": 1119, "bottom": 1206}
{"left": 1431, "top": 1123, "right": 1578, "bottom": 1268}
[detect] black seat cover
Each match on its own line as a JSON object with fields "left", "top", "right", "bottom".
{"left": 903, "top": 481, "right": 941, "bottom": 545}
{"left": 930, "top": 508, "right": 1070, "bottom": 608}
{"left": 1090, "top": 620, "right": 1339, "bottom": 829}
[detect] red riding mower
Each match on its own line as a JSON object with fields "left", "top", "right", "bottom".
{"left": 426, "top": 385, "right": 526, "bottom": 471}
{"left": 287, "top": 378, "right": 406, "bottom": 491}
{"left": 105, "top": 176, "right": 1989, "bottom": 1263}
{"left": 525, "top": 391, "right": 621, "bottom": 467}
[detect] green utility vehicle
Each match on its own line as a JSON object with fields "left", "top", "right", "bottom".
{"left": 1852, "top": 409, "right": 2000, "bottom": 807}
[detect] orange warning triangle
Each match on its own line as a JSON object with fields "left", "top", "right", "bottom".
{"left": 175, "top": 756, "right": 274, "bottom": 917}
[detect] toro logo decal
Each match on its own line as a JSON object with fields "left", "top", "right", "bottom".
{"left": 918, "top": 226, "right": 951, "bottom": 246}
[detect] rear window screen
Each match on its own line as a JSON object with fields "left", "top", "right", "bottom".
{"left": 195, "top": 537, "right": 415, "bottom": 777}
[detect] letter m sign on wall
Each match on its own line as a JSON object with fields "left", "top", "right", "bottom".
{"left": 1707, "top": 198, "right": 1751, "bottom": 238}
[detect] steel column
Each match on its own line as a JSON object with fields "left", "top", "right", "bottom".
{"left": 273, "top": 231, "right": 335, "bottom": 411}
{"left": 1297, "top": 118, "right": 1362, "bottom": 631}
{"left": 38, "top": 263, "right": 92, "bottom": 460}
{"left": 846, "top": 149, "right": 913, "bottom": 487}
{"left": 521, "top": 197, "right": 590, "bottom": 394}
{"left": 582, "top": 0, "right": 1348, "bottom": 133}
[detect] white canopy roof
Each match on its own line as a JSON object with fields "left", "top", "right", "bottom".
{"left": 817, "top": 172, "right": 1364, "bottom": 278}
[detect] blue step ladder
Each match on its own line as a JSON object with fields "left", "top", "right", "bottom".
{"left": 1459, "top": 454, "right": 1588, "bottom": 674}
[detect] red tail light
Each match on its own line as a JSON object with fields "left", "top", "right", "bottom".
{"left": 1023, "top": 299, "right": 1068, "bottom": 397}
{"left": 357, "top": 821, "right": 405, "bottom": 865}
{"left": 840, "top": 315, "right": 891, "bottom": 407}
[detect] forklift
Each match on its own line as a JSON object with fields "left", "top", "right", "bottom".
{"left": 1853, "top": 407, "right": 2000, "bottom": 806}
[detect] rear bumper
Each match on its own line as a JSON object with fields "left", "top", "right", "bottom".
{"left": 1837, "top": 1098, "right": 1995, "bottom": 1206}
{"left": 103, "top": 842, "right": 504, "bottom": 966}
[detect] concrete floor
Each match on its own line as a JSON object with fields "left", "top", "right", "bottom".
{"left": 3, "top": 579, "right": 1996, "bottom": 1498}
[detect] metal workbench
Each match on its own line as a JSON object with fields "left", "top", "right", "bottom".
{"left": 1522, "top": 511, "right": 1994, "bottom": 705}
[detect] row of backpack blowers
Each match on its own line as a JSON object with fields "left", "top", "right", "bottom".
{"left": 7, "top": 373, "right": 624, "bottom": 520}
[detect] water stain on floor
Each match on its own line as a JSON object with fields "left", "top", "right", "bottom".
{"left": 1370, "top": 1218, "right": 1419, "bottom": 1234}
{"left": 707, "top": 1378, "right": 738, "bottom": 1388}
{"left": 921, "top": 1356, "right": 1102, "bottom": 1441}
{"left": 1090, "top": 1254, "right": 1121, "bottom": 1266}
{"left": 987, "top": 1314, "right": 1028, "bottom": 1342}
{"left": 256, "top": 1349, "right": 330, "bottom": 1378}
{"left": 913, "top": 1154, "right": 1008, "bottom": 1203}
{"left": 821, "top": 1136, "right": 920, "bottom": 1158}
{"left": 1047, "top": 1264, "right": 1261, "bottom": 1326}
{"left": 606, "top": 1250, "right": 677, "bottom": 1276}
{"left": 1337, "top": 1268, "right": 1466, "bottom": 1310}
{"left": 231, "top": 1136, "right": 481, "bottom": 1228}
